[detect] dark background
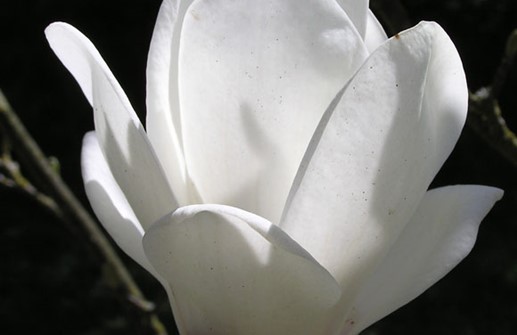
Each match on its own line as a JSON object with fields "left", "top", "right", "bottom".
{"left": 0, "top": 0, "right": 516, "bottom": 334}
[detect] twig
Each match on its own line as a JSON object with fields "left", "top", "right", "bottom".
{"left": 0, "top": 130, "right": 64, "bottom": 219}
{"left": 468, "top": 90, "right": 517, "bottom": 166}
{"left": 490, "top": 29, "right": 517, "bottom": 99}
{"left": 467, "top": 29, "right": 517, "bottom": 167}
{"left": 0, "top": 89, "right": 168, "bottom": 335}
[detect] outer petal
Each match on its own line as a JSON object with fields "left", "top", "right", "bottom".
{"left": 344, "top": 185, "right": 503, "bottom": 334}
{"left": 364, "top": 10, "right": 388, "bottom": 52}
{"left": 281, "top": 22, "right": 468, "bottom": 289}
{"left": 81, "top": 132, "right": 155, "bottom": 274}
{"left": 179, "top": 0, "right": 368, "bottom": 224}
{"left": 334, "top": 0, "right": 369, "bottom": 39}
{"left": 146, "top": 0, "right": 198, "bottom": 205}
{"left": 45, "top": 22, "right": 177, "bottom": 229}
{"left": 82, "top": 132, "right": 187, "bottom": 334}
{"left": 143, "top": 204, "right": 343, "bottom": 335}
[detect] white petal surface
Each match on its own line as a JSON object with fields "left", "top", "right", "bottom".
{"left": 334, "top": 0, "right": 369, "bottom": 39}
{"left": 281, "top": 22, "right": 468, "bottom": 289}
{"left": 344, "top": 185, "right": 503, "bottom": 334}
{"left": 364, "top": 10, "right": 388, "bottom": 52}
{"left": 46, "top": 22, "right": 177, "bottom": 229}
{"left": 179, "top": 0, "right": 368, "bottom": 223}
{"left": 81, "top": 132, "right": 154, "bottom": 274}
{"left": 143, "top": 204, "right": 343, "bottom": 335}
{"left": 146, "top": 0, "right": 198, "bottom": 205}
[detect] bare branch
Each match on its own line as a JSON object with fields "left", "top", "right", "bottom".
{"left": 0, "top": 89, "right": 168, "bottom": 335}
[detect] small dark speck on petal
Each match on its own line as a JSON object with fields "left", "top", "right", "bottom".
{"left": 395, "top": 33, "right": 400, "bottom": 40}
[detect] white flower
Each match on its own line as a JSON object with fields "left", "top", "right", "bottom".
{"left": 46, "top": 0, "right": 502, "bottom": 334}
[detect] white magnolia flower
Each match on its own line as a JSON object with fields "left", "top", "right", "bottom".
{"left": 46, "top": 0, "right": 502, "bottom": 334}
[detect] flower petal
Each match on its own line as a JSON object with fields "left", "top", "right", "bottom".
{"left": 344, "top": 185, "right": 503, "bottom": 334}
{"left": 81, "top": 132, "right": 155, "bottom": 274}
{"left": 281, "top": 22, "right": 468, "bottom": 288}
{"left": 82, "top": 134, "right": 184, "bottom": 332}
{"left": 334, "top": 0, "right": 369, "bottom": 39}
{"left": 146, "top": 0, "right": 198, "bottom": 205}
{"left": 143, "top": 204, "right": 343, "bottom": 335}
{"left": 178, "top": 0, "right": 368, "bottom": 223}
{"left": 45, "top": 22, "right": 178, "bottom": 229}
{"left": 364, "top": 10, "right": 388, "bottom": 52}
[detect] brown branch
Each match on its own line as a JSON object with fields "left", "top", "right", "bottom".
{"left": 467, "top": 29, "right": 517, "bottom": 167}
{"left": 0, "top": 130, "right": 64, "bottom": 219}
{"left": 0, "top": 89, "right": 168, "bottom": 335}
{"left": 468, "top": 91, "right": 517, "bottom": 167}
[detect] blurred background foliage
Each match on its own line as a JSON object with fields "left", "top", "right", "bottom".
{"left": 0, "top": 0, "right": 516, "bottom": 334}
